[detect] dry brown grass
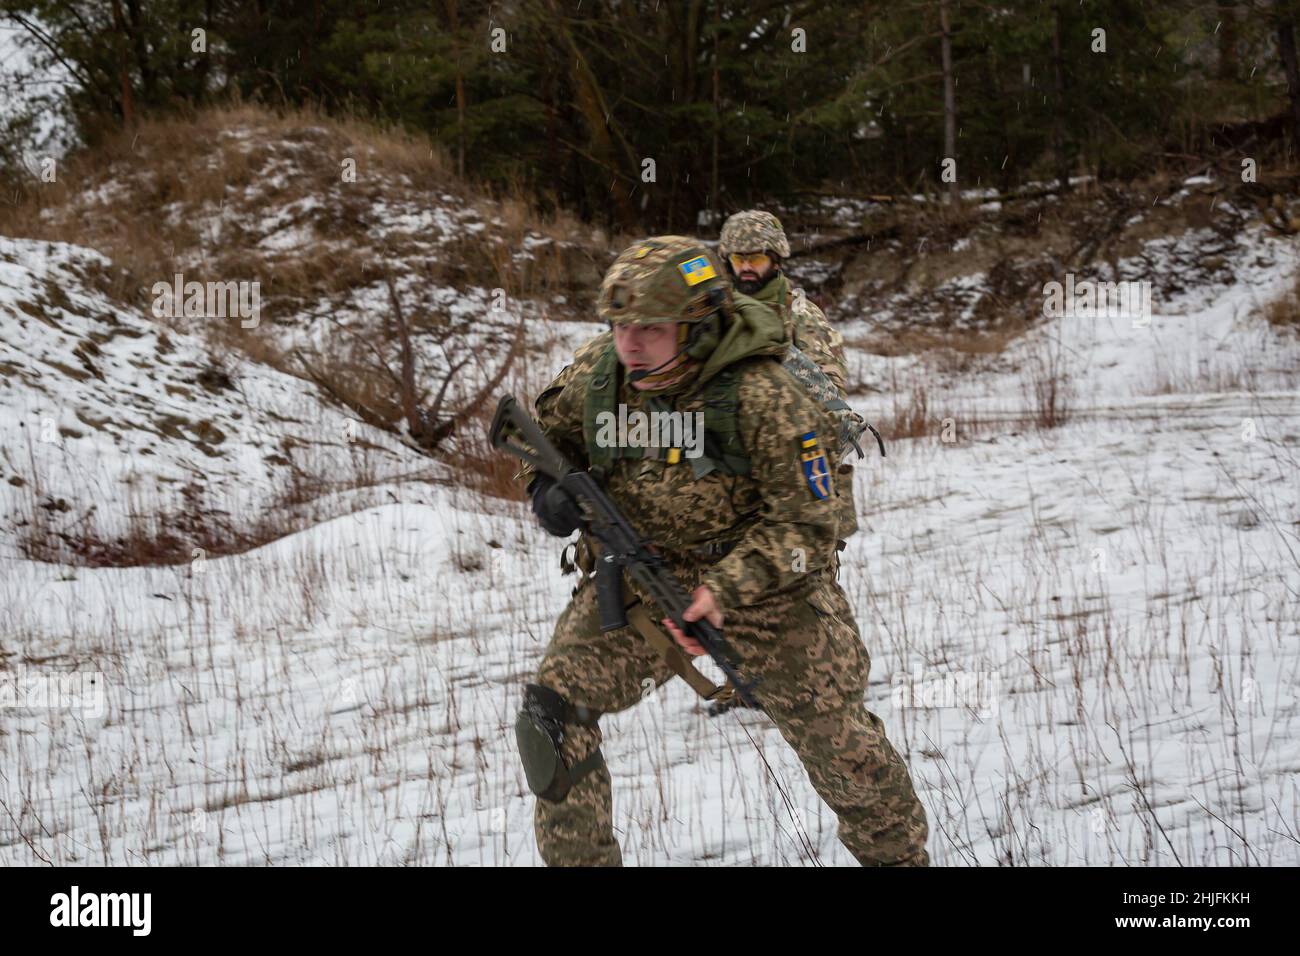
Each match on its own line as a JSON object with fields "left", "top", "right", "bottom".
{"left": 879, "top": 382, "right": 932, "bottom": 441}
{"left": 1020, "top": 334, "right": 1073, "bottom": 430}
{"left": 14, "top": 453, "right": 439, "bottom": 568}
{"left": 0, "top": 102, "right": 453, "bottom": 321}
{"left": 850, "top": 321, "right": 1044, "bottom": 444}
{"left": 0, "top": 100, "right": 596, "bottom": 316}
{"left": 1262, "top": 266, "right": 1300, "bottom": 330}
{"left": 873, "top": 385, "right": 1031, "bottom": 444}
{"left": 856, "top": 315, "right": 1073, "bottom": 442}
{"left": 455, "top": 443, "right": 530, "bottom": 502}
{"left": 845, "top": 322, "right": 1030, "bottom": 361}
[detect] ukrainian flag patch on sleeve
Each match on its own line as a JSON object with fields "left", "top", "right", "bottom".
{"left": 799, "top": 431, "right": 832, "bottom": 500}
{"left": 678, "top": 256, "right": 717, "bottom": 286}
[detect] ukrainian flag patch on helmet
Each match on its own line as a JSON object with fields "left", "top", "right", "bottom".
{"left": 799, "top": 431, "right": 832, "bottom": 500}
{"left": 678, "top": 256, "right": 717, "bottom": 286}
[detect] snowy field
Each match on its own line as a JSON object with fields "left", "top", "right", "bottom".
{"left": 1, "top": 226, "right": 1298, "bottom": 866}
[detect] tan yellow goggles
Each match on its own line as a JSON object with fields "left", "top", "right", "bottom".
{"left": 727, "top": 252, "right": 772, "bottom": 271}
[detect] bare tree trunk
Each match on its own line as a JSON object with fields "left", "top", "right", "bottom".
{"left": 543, "top": 64, "right": 557, "bottom": 203}
{"left": 110, "top": 0, "right": 135, "bottom": 125}
{"left": 1051, "top": 3, "right": 1069, "bottom": 191}
{"left": 684, "top": 0, "right": 702, "bottom": 104}
{"left": 545, "top": 0, "right": 637, "bottom": 227}
{"left": 124, "top": 0, "right": 155, "bottom": 103}
{"left": 300, "top": 0, "right": 321, "bottom": 96}
{"left": 447, "top": 0, "right": 466, "bottom": 179}
{"left": 710, "top": 1, "right": 720, "bottom": 221}
{"left": 939, "top": 0, "right": 957, "bottom": 203}
{"left": 681, "top": 0, "right": 704, "bottom": 228}
{"left": 1218, "top": 1, "right": 1238, "bottom": 82}
{"left": 1278, "top": 11, "right": 1300, "bottom": 147}
{"left": 179, "top": 1, "right": 216, "bottom": 99}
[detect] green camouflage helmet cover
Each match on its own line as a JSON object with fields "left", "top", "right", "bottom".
{"left": 596, "top": 235, "right": 733, "bottom": 327}
{"left": 718, "top": 210, "right": 791, "bottom": 259}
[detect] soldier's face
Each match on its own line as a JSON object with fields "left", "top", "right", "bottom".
{"left": 727, "top": 251, "right": 777, "bottom": 293}
{"left": 612, "top": 321, "right": 685, "bottom": 388}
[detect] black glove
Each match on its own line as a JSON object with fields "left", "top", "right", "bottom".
{"left": 529, "top": 476, "right": 582, "bottom": 538}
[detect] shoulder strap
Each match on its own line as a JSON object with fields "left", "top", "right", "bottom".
{"left": 584, "top": 347, "right": 756, "bottom": 479}
{"left": 583, "top": 344, "right": 621, "bottom": 480}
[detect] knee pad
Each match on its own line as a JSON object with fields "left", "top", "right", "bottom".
{"left": 515, "top": 683, "right": 605, "bottom": 803}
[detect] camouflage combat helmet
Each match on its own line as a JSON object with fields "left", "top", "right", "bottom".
{"left": 597, "top": 235, "right": 732, "bottom": 327}
{"left": 718, "top": 210, "right": 791, "bottom": 259}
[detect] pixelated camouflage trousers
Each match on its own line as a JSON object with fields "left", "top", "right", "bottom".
{"left": 529, "top": 571, "right": 930, "bottom": 866}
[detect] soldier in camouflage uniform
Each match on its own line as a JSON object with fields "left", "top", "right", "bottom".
{"left": 719, "top": 210, "right": 863, "bottom": 551}
{"left": 719, "top": 209, "right": 849, "bottom": 393}
{"left": 551, "top": 211, "right": 864, "bottom": 547}
{"left": 515, "top": 236, "right": 929, "bottom": 867}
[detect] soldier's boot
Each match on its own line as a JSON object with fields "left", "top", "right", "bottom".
{"left": 772, "top": 698, "right": 930, "bottom": 867}
{"left": 516, "top": 683, "right": 622, "bottom": 866}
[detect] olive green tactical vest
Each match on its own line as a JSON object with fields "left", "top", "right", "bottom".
{"left": 583, "top": 345, "right": 750, "bottom": 481}
{"left": 582, "top": 343, "right": 867, "bottom": 482}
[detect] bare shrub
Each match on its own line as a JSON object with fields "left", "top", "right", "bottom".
{"left": 1020, "top": 334, "right": 1073, "bottom": 430}
{"left": 880, "top": 382, "right": 932, "bottom": 441}
{"left": 293, "top": 273, "right": 525, "bottom": 459}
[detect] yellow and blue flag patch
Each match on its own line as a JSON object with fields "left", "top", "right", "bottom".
{"left": 677, "top": 256, "right": 717, "bottom": 286}
{"left": 799, "top": 431, "right": 832, "bottom": 500}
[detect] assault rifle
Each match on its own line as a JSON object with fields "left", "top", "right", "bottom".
{"left": 488, "top": 395, "right": 760, "bottom": 708}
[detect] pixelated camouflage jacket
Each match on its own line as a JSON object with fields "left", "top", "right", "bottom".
{"left": 748, "top": 273, "right": 848, "bottom": 393}
{"left": 524, "top": 299, "right": 845, "bottom": 614}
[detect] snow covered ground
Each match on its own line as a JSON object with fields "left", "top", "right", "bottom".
{"left": 1, "top": 222, "right": 1298, "bottom": 865}
{"left": 0, "top": 236, "right": 428, "bottom": 562}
